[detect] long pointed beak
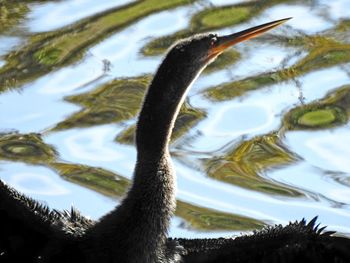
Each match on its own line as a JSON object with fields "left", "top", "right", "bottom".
{"left": 208, "top": 18, "right": 291, "bottom": 60}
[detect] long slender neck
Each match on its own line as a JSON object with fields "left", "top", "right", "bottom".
{"left": 136, "top": 65, "right": 194, "bottom": 159}
{"left": 87, "top": 55, "right": 203, "bottom": 262}
{"left": 129, "top": 56, "right": 203, "bottom": 245}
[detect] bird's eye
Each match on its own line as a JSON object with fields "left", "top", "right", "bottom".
{"left": 210, "top": 37, "right": 218, "bottom": 46}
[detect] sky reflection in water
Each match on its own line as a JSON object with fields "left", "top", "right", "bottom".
{"left": 0, "top": 0, "right": 350, "bottom": 237}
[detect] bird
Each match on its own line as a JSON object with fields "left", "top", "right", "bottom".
{"left": 1, "top": 18, "right": 350, "bottom": 263}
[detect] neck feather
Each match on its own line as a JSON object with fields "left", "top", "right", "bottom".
{"left": 136, "top": 63, "right": 199, "bottom": 159}
{"left": 87, "top": 55, "right": 203, "bottom": 262}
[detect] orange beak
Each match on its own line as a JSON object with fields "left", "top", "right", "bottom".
{"left": 207, "top": 17, "right": 291, "bottom": 61}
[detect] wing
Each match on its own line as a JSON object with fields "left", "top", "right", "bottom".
{"left": 0, "top": 179, "right": 59, "bottom": 262}
{"left": 173, "top": 218, "right": 350, "bottom": 263}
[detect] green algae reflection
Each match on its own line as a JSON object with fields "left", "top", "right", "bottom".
{"left": 0, "top": 0, "right": 196, "bottom": 92}
{"left": 51, "top": 162, "right": 129, "bottom": 197}
{"left": 141, "top": 0, "right": 293, "bottom": 57}
{"left": 204, "top": 50, "right": 241, "bottom": 74}
{"left": 0, "top": 132, "right": 57, "bottom": 164}
{"left": 176, "top": 200, "right": 263, "bottom": 231}
{"left": 0, "top": 130, "right": 262, "bottom": 231}
{"left": 194, "top": 6, "right": 250, "bottom": 29}
{"left": 52, "top": 75, "right": 205, "bottom": 135}
{"left": 0, "top": 1, "right": 29, "bottom": 34}
{"left": 206, "top": 31, "right": 350, "bottom": 101}
{"left": 284, "top": 85, "right": 350, "bottom": 130}
{"left": 52, "top": 162, "right": 264, "bottom": 231}
{"left": 0, "top": 0, "right": 51, "bottom": 34}
{"left": 53, "top": 76, "right": 150, "bottom": 130}
{"left": 297, "top": 108, "right": 339, "bottom": 127}
{"left": 205, "top": 133, "right": 301, "bottom": 196}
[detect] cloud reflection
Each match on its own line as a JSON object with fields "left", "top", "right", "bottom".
{"left": 64, "top": 126, "right": 122, "bottom": 162}
{"left": 9, "top": 172, "right": 70, "bottom": 196}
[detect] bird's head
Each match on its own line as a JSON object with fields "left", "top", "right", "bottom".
{"left": 167, "top": 18, "right": 291, "bottom": 72}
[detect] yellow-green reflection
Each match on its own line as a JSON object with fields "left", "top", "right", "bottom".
{"left": 2, "top": 0, "right": 350, "bottom": 234}
{"left": 0, "top": 1, "right": 30, "bottom": 34}
{"left": 334, "top": 19, "right": 350, "bottom": 33}
{"left": 206, "top": 28, "right": 350, "bottom": 101}
{"left": 204, "top": 133, "right": 301, "bottom": 196}
{"left": 51, "top": 161, "right": 264, "bottom": 231}
{"left": 176, "top": 200, "right": 264, "bottom": 231}
{"left": 194, "top": 6, "right": 250, "bottom": 29}
{"left": 0, "top": 129, "right": 262, "bottom": 230}
{"left": 52, "top": 76, "right": 150, "bottom": 130}
{"left": 284, "top": 85, "right": 350, "bottom": 130}
{"left": 0, "top": 132, "right": 57, "bottom": 164}
{"left": 0, "top": 132, "right": 262, "bottom": 230}
{"left": 205, "top": 50, "right": 241, "bottom": 74}
{"left": 51, "top": 162, "right": 129, "bottom": 197}
{"left": 0, "top": 0, "right": 195, "bottom": 92}
{"left": 52, "top": 75, "right": 205, "bottom": 133}
{"left": 141, "top": 0, "right": 293, "bottom": 57}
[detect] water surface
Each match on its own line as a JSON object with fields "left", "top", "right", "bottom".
{"left": 1, "top": 0, "right": 350, "bottom": 238}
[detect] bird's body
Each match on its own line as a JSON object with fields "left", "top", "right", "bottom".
{"left": 177, "top": 219, "right": 350, "bottom": 263}
{"left": 2, "top": 179, "right": 350, "bottom": 263}
{"left": 1, "top": 18, "right": 350, "bottom": 262}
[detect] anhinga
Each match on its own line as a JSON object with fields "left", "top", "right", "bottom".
{"left": 1, "top": 18, "right": 350, "bottom": 263}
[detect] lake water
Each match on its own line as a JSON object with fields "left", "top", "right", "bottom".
{"left": 1, "top": 0, "right": 350, "bottom": 238}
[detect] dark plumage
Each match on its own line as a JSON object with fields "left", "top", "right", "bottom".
{"left": 1, "top": 18, "right": 349, "bottom": 263}
{"left": 177, "top": 218, "right": 350, "bottom": 262}
{"left": 0, "top": 179, "right": 91, "bottom": 262}
{"left": 2, "top": 179, "right": 350, "bottom": 262}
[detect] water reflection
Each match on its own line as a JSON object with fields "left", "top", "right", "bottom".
{"left": 319, "top": 0, "right": 350, "bottom": 20}
{"left": 286, "top": 127, "right": 350, "bottom": 173}
{"left": 45, "top": 125, "right": 136, "bottom": 177}
{"left": 204, "top": 103, "right": 273, "bottom": 136}
{"left": 28, "top": 0, "right": 134, "bottom": 32}
{"left": 223, "top": 43, "right": 298, "bottom": 79}
{"left": 0, "top": 0, "right": 350, "bottom": 237}
{"left": 0, "top": 36, "right": 22, "bottom": 57}
{"left": 263, "top": 4, "right": 334, "bottom": 33}
{"left": 0, "top": 86, "right": 80, "bottom": 133}
{"left": 9, "top": 172, "right": 70, "bottom": 196}
{"left": 297, "top": 67, "right": 350, "bottom": 103}
{"left": 0, "top": 162, "right": 115, "bottom": 219}
{"left": 176, "top": 160, "right": 350, "bottom": 234}
{"left": 90, "top": 6, "right": 194, "bottom": 77}
{"left": 35, "top": 55, "right": 105, "bottom": 95}
{"left": 62, "top": 126, "right": 123, "bottom": 162}
{"left": 185, "top": 80, "right": 299, "bottom": 152}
